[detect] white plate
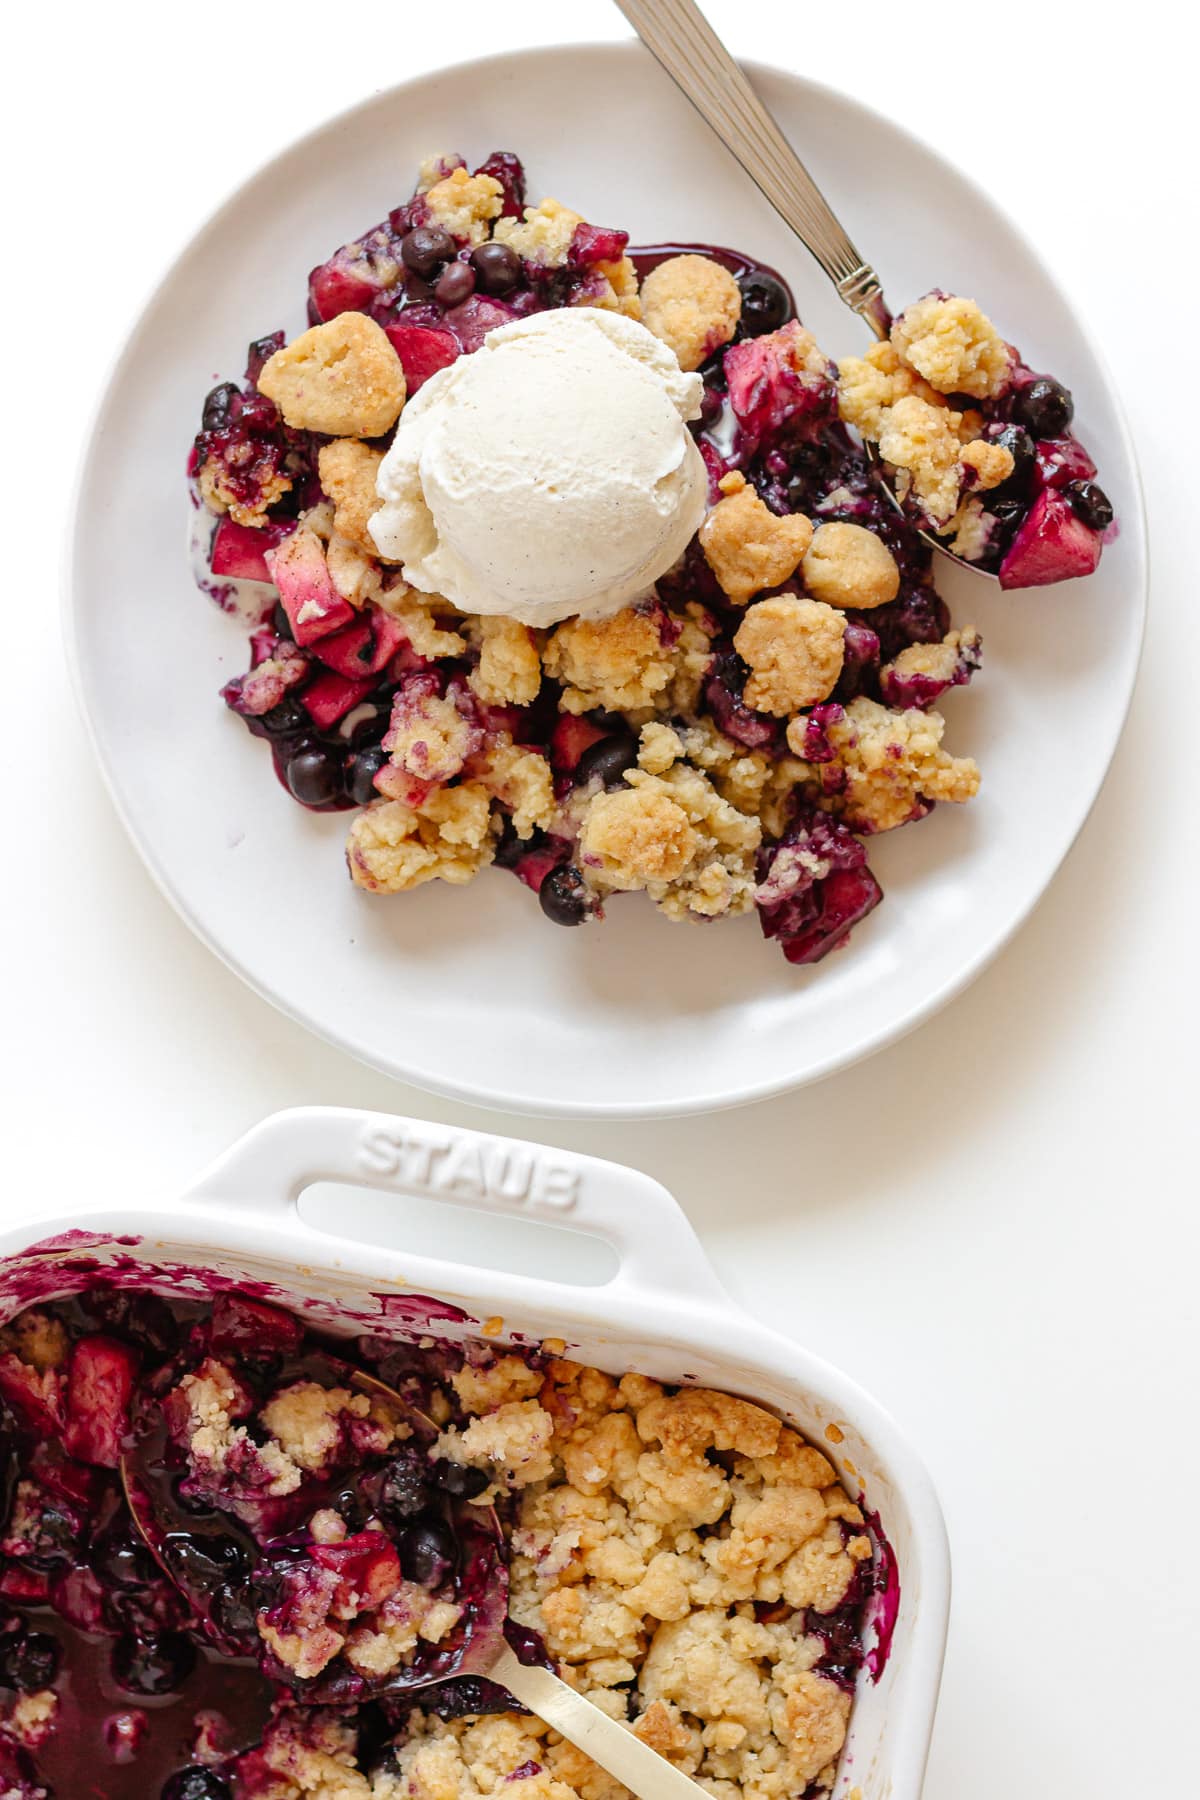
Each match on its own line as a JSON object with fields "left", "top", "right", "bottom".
{"left": 68, "top": 43, "right": 1147, "bottom": 1119}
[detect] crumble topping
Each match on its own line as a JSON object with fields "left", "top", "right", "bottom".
{"left": 791, "top": 696, "right": 980, "bottom": 833}
{"left": 346, "top": 789, "right": 496, "bottom": 894}
{"left": 258, "top": 314, "right": 407, "bottom": 438}
{"left": 639, "top": 254, "right": 742, "bottom": 372}
{"left": 198, "top": 444, "right": 293, "bottom": 528}
{"left": 423, "top": 167, "right": 505, "bottom": 246}
{"left": 383, "top": 682, "right": 482, "bottom": 787}
{"left": 891, "top": 293, "right": 1012, "bottom": 400}
{"left": 960, "top": 437, "right": 1014, "bottom": 490}
{"left": 836, "top": 340, "right": 942, "bottom": 442}
{"left": 734, "top": 597, "right": 845, "bottom": 715}
{"left": 0, "top": 1310, "right": 69, "bottom": 1374}
{"left": 801, "top": 521, "right": 901, "bottom": 611}
{"left": 700, "top": 472, "right": 814, "bottom": 605}
{"left": 576, "top": 759, "right": 762, "bottom": 921}
{"left": 493, "top": 196, "right": 582, "bottom": 268}
{"left": 259, "top": 1381, "right": 394, "bottom": 1474}
{"left": 467, "top": 616, "right": 543, "bottom": 707}
{"left": 881, "top": 629, "right": 981, "bottom": 694}
{"left": 318, "top": 440, "right": 391, "bottom": 558}
{"left": 477, "top": 737, "right": 556, "bottom": 839}
{"left": 544, "top": 608, "right": 675, "bottom": 715}
{"left": 877, "top": 395, "right": 972, "bottom": 528}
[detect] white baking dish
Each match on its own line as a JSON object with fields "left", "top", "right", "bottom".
{"left": 0, "top": 1107, "right": 949, "bottom": 1798}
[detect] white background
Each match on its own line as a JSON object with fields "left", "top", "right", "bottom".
{"left": 3, "top": 2, "right": 1195, "bottom": 1795}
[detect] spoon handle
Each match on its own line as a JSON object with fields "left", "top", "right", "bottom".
{"left": 491, "top": 1644, "right": 709, "bottom": 1800}
{"left": 614, "top": 0, "right": 889, "bottom": 338}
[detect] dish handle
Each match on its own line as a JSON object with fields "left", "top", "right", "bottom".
{"left": 181, "top": 1106, "right": 729, "bottom": 1306}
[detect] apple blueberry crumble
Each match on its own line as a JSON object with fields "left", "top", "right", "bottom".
{"left": 189, "top": 149, "right": 1114, "bottom": 965}
{"left": 0, "top": 1289, "right": 884, "bottom": 1799}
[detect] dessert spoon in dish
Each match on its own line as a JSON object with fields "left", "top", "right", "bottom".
{"left": 122, "top": 1370, "right": 710, "bottom": 1800}
{"left": 614, "top": 0, "right": 996, "bottom": 579}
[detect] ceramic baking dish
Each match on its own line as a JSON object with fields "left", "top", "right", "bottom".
{"left": 0, "top": 1106, "right": 950, "bottom": 1799}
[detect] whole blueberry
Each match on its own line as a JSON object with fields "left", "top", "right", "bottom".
{"left": 401, "top": 226, "right": 456, "bottom": 277}
{"left": 1, "top": 1632, "right": 61, "bottom": 1692}
{"left": 738, "top": 270, "right": 792, "bottom": 337}
{"left": 259, "top": 696, "right": 308, "bottom": 739}
{"left": 161, "top": 1769, "right": 232, "bottom": 1800}
{"left": 164, "top": 1532, "right": 249, "bottom": 1592}
{"left": 436, "top": 1460, "right": 489, "bottom": 1499}
{"left": 201, "top": 383, "right": 239, "bottom": 434}
{"left": 271, "top": 601, "right": 291, "bottom": 639}
{"left": 286, "top": 745, "right": 343, "bottom": 806}
{"left": 400, "top": 1520, "right": 456, "bottom": 1587}
{"left": 435, "top": 261, "right": 476, "bottom": 308}
{"left": 111, "top": 1631, "right": 196, "bottom": 1697}
{"left": 95, "top": 1533, "right": 159, "bottom": 1590}
{"left": 1065, "top": 480, "right": 1114, "bottom": 531}
{"left": 576, "top": 733, "right": 638, "bottom": 790}
{"left": 1013, "top": 376, "right": 1074, "bottom": 438}
{"left": 539, "top": 865, "right": 590, "bottom": 927}
{"left": 380, "top": 1447, "right": 433, "bottom": 1522}
{"left": 349, "top": 746, "right": 389, "bottom": 807}
{"left": 208, "top": 1582, "right": 258, "bottom": 1642}
{"left": 987, "top": 425, "right": 1036, "bottom": 496}
{"left": 471, "top": 242, "right": 522, "bottom": 296}
{"left": 492, "top": 815, "right": 526, "bottom": 871}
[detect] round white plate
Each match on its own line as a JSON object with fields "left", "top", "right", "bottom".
{"left": 69, "top": 44, "right": 1146, "bottom": 1119}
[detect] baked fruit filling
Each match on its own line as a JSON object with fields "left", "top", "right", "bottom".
{"left": 0, "top": 1290, "right": 884, "bottom": 1799}
{"left": 190, "top": 150, "right": 1113, "bottom": 967}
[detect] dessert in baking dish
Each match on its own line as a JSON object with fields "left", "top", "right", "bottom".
{"left": 0, "top": 1288, "right": 885, "bottom": 1798}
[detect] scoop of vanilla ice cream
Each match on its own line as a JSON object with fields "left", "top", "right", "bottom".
{"left": 370, "top": 308, "right": 707, "bottom": 626}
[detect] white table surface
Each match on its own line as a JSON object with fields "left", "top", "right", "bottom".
{"left": 5, "top": 1, "right": 1194, "bottom": 1793}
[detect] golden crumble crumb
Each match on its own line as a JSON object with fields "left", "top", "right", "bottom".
{"left": 318, "top": 440, "right": 391, "bottom": 558}
{"left": 801, "top": 521, "right": 901, "bottom": 610}
{"left": 960, "top": 437, "right": 1015, "bottom": 490}
{"left": 639, "top": 254, "right": 741, "bottom": 372}
{"left": 198, "top": 448, "right": 292, "bottom": 528}
{"left": 476, "top": 738, "right": 556, "bottom": 839}
{"left": 544, "top": 607, "right": 674, "bottom": 714}
{"left": 891, "top": 293, "right": 1012, "bottom": 399}
{"left": 789, "top": 695, "right": 980, "bottom": 833}
{"left": 423, "top": 166, "right": 505, "bottom": 246}
{"left": 468, "top": 615, "right": 543, "bottom": 706}
{"left": 260, "top": 1382, "right": 382, "bottom": 1475}
{"left": 734, "top": 596, "right": 845, "bottom": 715}
{"left": 877, "top": 395, "right": 967, "bottom": 527}
{"left": 699, "top": 473, "right": 813, "bottom": 605}
{"left": 836, "top": 338, "right": 941, "bottom": 440}
{"left": 582, "top": 252, "right": 642, "bottom": 320}
{"left": 494, "top": 196, "right": 581, "bottom": 268}
{"left": 0, "top": 1309, "right": 69, "bottom": 1373}
{"left": 258, "top": 314, "right": 406, "bottom": 438}
{"left": 882, "top": 629, "right": 980, "bottom": 692}
{"left": 580, "top": 785, "right": 697, "bottom": 885}
{"left": 346, "top": 789, "right": 495, "bottom": 895}
{"left": 435, "top": 1400, "right": 556, "bottom": 1490}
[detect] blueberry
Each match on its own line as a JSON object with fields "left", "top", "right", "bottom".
{"left": 286, "top": 745, "right": 343, "bottom": 806}
{"left": 699, "top": 386, "right": 724, "bottom": 428}
{"left": 987, "top": 425, "right": 1036, "bottom": 497}
{"left": 697, "top": 352, "right": 728, "bottom": 391}
{"left": 1, "top": 1632, "right": 61, "bottom": 1692}
{"left": 491, "top": 815, "right": 526, "bottom": 871}
{"left": 470, "top": 242, "right": 522, "bottom": 296}
{"left": 201, "top": 383, "right": 239, "bottom": 433}
{"left": 1065, "top": 480, "right": 1113, "bottom": 531}
{"left": 576, "top": 733, "right": 638, "bottom": 790}
{"left": 380, "top": 1447, "right": 433, "bottom": 1523}
{"left": 259, "top": 697, "right": 308, "bottom": 739}
{"left": 245, "top": 333, "right": 285, "bottom": 384}
{"left": 349, "top": 746, "right": 389, "bottom": 807}
{"left": 111, "top": 1631, "right": 196, "bottom": 1697}
{"left": 435, "top": 261, "right": 476, "bottom": 308}
{"left": 164, "top": 1532, "right": 249, "bottom": 1592}
{"left": 737, "top": 270, "right": 791, "bottom": 337}
{"left": 436, "top": 1460, "right": 489, "bottom": 1499}
{"left": 208, "top": 1582, "right": 258, "bottom": 1642}
{"left": 400, "top": 1520, "right": 456, "bottom": 1587}
{"left": 539, "top": 865, "right": 590, "bottom": 927}
{"left": 95, "top": 1532, "right": 159, "bottom": 1590}
{"left": 1013, "top": 376, "right": 1074, "bottom": 438}
{"left": 161, "top": 1769, "right": 232, "bottom": 1800}
{"left": 271, "top": 601, "right": 291, "bottom": 639}
{"left": 401, "top": 226, "right": 456, "bottom": 278}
